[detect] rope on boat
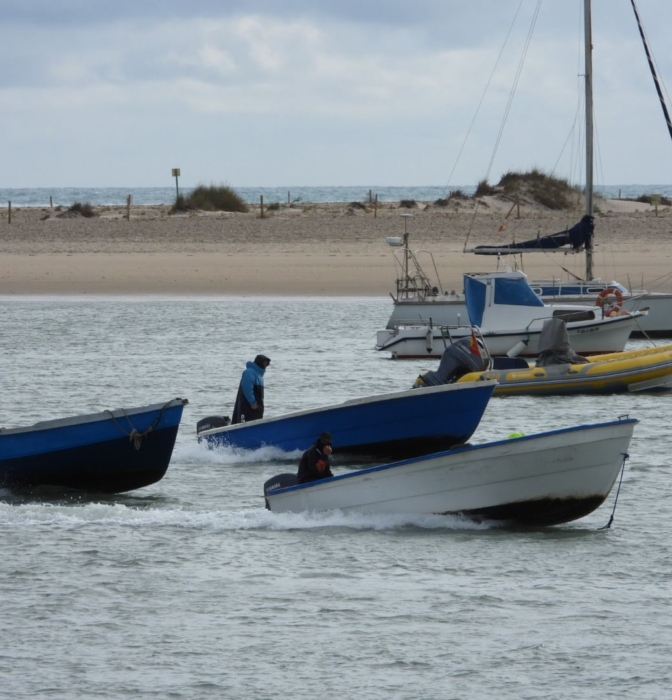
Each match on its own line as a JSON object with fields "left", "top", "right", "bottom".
{"left": 598, "top": 452, "right": 630, "bottom": 530}
{"left": 105, "top": 399, "right": 176, "bottom": 450}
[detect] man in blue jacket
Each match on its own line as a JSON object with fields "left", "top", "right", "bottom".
{"left": 232, "top": 354, "right": 271, "bottom": 424}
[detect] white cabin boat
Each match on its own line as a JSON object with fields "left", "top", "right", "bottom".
{"left": 377, "top": 269, "right": 644, "bottom": 359}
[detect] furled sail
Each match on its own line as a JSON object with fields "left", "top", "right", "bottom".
{"left": 471, "top": 215, "right": 594, "bottom": 256}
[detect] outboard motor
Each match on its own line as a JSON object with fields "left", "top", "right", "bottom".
{"left": 415, "top": 337, "right": 486, "bottom": 387}
{"left": 263, "top": 473, "right": 298, "bottom": 510}
{"left": 196, "top": 415, "right": 231, "bottom": 435}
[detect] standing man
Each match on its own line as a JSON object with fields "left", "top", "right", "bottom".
{"left": 297, "top": 432, "right": 334, "bottom": 484}
{"left": 232, "top": 354, "right": 271, "bottom": 424}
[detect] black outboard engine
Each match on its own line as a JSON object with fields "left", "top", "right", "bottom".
{"left": 263, "top": 473, "right": 298, "bottom": 510}
{"left": 416, "top": 337, "right": 486, "bottom": 387}
{"left": 196, "top": 415, "right": 231, "bottom": 435}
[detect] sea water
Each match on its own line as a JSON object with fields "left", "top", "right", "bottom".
{"left": 1, "top": 297, "right": 671, "bottom": 699}
{"left": 2, "top": 184, "right": 672, "bottom": 208}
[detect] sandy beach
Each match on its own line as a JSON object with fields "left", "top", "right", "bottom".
{"left": 1, "top": 197, "right": 671, "bottom": 295}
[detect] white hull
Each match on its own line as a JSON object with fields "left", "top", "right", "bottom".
{"left": 376, "top": 314, "right": 638, "bottom": 359}
{"left": 387, "top": 292, "right": 671, "bottom": 336}
{"left": 266, "top": 419, "right": 637, "bottom": 526}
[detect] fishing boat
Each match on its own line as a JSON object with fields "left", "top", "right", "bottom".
{"left": 197, "top": 380, "right": 496, "bottom": 458}
{"left": 263, "top": 417, "right": 637, "bottom": 527}
{"left": 0, "top": 398, "right": 188, "bottom": 493}
{"left": 383, "top": 0, "right": 672, "bottom": 338}
{"left": 376, "top": 268, "right": 644, "bottom": 359}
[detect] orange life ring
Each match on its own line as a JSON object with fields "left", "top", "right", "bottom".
{"left": 596, "top": 287, "right": 623, "bottom": 315}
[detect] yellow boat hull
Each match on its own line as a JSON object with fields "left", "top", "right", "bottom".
{"left": 458, "top": 344, "right": 672, "bottom": 396}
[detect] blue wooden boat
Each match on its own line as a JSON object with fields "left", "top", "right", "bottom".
{"left": 0, "top": 398, "right": 188, "bottom": 493}
{"left": 197, "top": 381, "right": 496, "bottom": 458}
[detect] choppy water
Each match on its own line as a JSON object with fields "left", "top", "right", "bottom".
{"left": 1, "top": 297, "right": 671, "bottom": 699}
{"left": 2, "top": 184, "right": 671, "bottom": 208}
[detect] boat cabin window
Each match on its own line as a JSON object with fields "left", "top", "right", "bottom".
{"left": 586, "top": 287, "right": 605, "bottom": 294}
{"left": 552, "top": 309, "right": 596, "bottom": 322}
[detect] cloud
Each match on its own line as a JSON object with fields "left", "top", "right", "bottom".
{"left": 1, "top": 1, "right": 671, "bottom": 186}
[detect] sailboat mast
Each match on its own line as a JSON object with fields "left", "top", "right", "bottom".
{"left": 584, "top": 0, "right": 594, "bottom": 280}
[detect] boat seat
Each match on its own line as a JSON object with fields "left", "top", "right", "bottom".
{"left": 492, "top": 357, "right": 529, "bottom": 370}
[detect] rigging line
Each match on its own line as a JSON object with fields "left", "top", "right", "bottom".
{"left": 442, "top": 0, "right": 525, "bottom": 195}
{"left": 484, "top": 0, "right": 542, "bottom": 181}
{"left": 598, "top": 452, "right": 630, "bottom": 530}
{"left": 630, "top": 0, "right": 672, "bottom": 143}
{"left": 463, "top": 0, "right": 541, "bottom": 251}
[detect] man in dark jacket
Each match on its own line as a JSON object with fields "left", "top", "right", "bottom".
{"left": 232, "top": 354, "right": 271, "bottom": 424}
{"left": 297, "top": 432, "right": 334, "bottom": 484}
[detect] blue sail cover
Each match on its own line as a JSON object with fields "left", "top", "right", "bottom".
{"left": 473, "top": 215, "right": 594, "bottom": 255}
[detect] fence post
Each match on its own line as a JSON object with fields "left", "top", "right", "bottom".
{"left": 374, "top": 194, "right": 378, "bottom": 218}
{"left": 260, "top": 195, "right": 265, "bottom": 219}
{"left": 287, "top": 191, "right": 290, "bottom": 205}
{"left": 126, "top": 195, "right": 131, "bottom": 220}
{"left": 50, "top": 196, "right": 53, "bottom": 208}
{"left": 8, "top": 201, "right": 11, "bottom": 224}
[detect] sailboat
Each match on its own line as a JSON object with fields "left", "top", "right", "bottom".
{"left": 383, "top": 0, "right": 672, "bottom": 338}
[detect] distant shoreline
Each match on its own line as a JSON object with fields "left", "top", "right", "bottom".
{"left": 2, "top": 184, "right": 672, "bottom": 208}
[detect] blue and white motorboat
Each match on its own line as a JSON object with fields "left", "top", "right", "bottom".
{"left": 197, "top": 380, "right": 496, "bottom": 458}
{"left": 264, "top": 417, "right": 637, "bottom": 527}
{"left": 0, "top": 398, "right": 188, "bottom": 493}
{"left": 376, "top": 269, "right": 644, "bottom": 358}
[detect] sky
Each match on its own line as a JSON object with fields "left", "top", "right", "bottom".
{"left": 2, "top": 0, "right": 672, "bottom": 188}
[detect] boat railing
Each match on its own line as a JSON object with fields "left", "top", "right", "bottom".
{"left": 392, "top": 246, "right": 445, "bottom": 301}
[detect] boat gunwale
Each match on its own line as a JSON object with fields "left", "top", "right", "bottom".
{"left": 0, "top": 398, "right": 188, "bottom": 437}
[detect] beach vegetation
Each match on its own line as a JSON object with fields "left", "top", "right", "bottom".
{"left": 171, "top": 183, "right": 249, "bottom": 214}
{"left": 267, "top": 202, "right": 281, "bottom": 211}
{"left": 632, "top": 194, "right": 672, "bottom": 206}
{"left": 399, "top": 199, "right": 417, "bottom": 208}
{"left": 69, "top": 202, "right": 97, "bottom": 218}
{"left": 449, "top": 189, "right": 468, "bottom": 199}
{"left": 348, "top": 201, "right": 367, "bottom": 210}
{"left": 497, "top": 169, "right": 577, "bottom": 210}
{"left": 474, "top": 179, "right": 497, "bottom": 197}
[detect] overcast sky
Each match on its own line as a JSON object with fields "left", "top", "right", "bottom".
{"left": 2, "top": 0, "right": 671, "bottom": 188}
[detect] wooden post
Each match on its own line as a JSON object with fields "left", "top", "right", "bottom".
{"left": 126, "top": 195, "right": 131, "bottom": 220}
{"left": 287, "top": 191, "right": 290, "bottom": 205}
{"left": 50, "top": 195, "right": 53, "bottom": 208}
{"left": 652, "top": 193, "right": 661, "bottom": 217}
{"left": 260, "top": 195, "right": 265, "bottom": 219}
{"left": 369, "top": 189, "right": 372, "bottom": 203}
{"left": 618, "top": 188, "right": 621, "bottom": 200}
{"left": 172, "top": 168, "right": 181, "bottom": 199}
{"left": 8, "top": 201, "right": 11, "bottom": 224}
{"left": 374, "top": 194, "right": 378, "bottom": 218}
